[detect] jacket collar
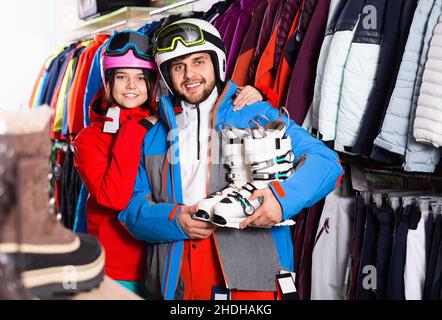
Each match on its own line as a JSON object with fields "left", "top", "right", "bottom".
{"left": 90, "top": 89, "right": 150, "bottom": 125}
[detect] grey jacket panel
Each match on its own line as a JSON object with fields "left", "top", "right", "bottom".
{"left": 214, "top": 227, "right": 281, "bottom": 292}
{"left": 145, "top": 243, "right": 170, "bottom": 300}
{"left": 145, "top": 154, "right": 171, "bottom": 203}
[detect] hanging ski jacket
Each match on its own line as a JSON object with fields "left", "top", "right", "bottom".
{"left": 215, "top": 1, "right": 242, "bottom": 54}
{"left": 369, "top": 0, "right": 420, "bottom": 164}
{"left": 67, "top": 34, "right": 108, "bottom": 137}
{"left": 50, "top": 49, "right": 77, "bottom": 141}
{"left": 271, "top": 4, "right": 305, "bottom": 107}
{"left": 118, "top": 80, "right": 343, "bottom": 300}
{"left": 30, "top": 46, "right": 67, "bottom": 108}
{"left": 310, "top": 0, "right": 347, "bottom": 132}
{"left": 276, "top": 0, "right": 319, "bottom": 81}
{"left": 284, "top": 0, "right": 331, "bottom": 125}
{"left": 352, "top": 0, "right": 418, "bottom": 162}
{"left": 231, "top": 1, "right": 268, "bottom": 86}
{"left": 373, "top": 0, "right": 436, "bottom": 157}
{"left": 273, "top": 0, "right": 303, "bottom": 83}
{"left": 318, "top": 0, "right": 366, "bottom": 141}
{"left": 83, "top": 42, "right": 107, "bottom": 127}
{"left": 414, "top": 14, "right": 442, "bottom": 148}
{"left": 374, "top": 0, "right": 441, "bottom": 173}
{"left": 29, "top": 57, "right": 50, "bottom": 108}
{"left": 402, "top": 3, "right": 442, "bottom": 172}
{"left": 255, "top": 4, "right": 302, "bottom": 102}
{"left": 203, "top": 0, "right": 230, "bottom": 22}
{"left": 334, "top": 0, "right": 387, "bottom": 153}
{"left": 249, "top": 0, "right": 282, "bottom": 82}
{"left": 53, "top": 42, "right": 91, "bottom": 134}
{"left": 62, "top": 53, "right": 85, "bottom": 137}
{"left": 41, "top": 44, "right": 76, "bottom": 107}
{"left": 225, "top": 0, "right": 261, "bottom": 80}
{"left": 73, "top": 92, "right": 152, "bottom": 281}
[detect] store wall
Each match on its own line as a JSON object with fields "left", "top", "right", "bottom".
{"left": 0, "top": 0, "right": 57, "bottom": 112}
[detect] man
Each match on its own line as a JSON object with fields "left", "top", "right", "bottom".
{"left": 118, "top": 18, "right": 343, "bottom": 300}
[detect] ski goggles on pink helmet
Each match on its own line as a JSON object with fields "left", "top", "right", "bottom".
{"left": 101, "top": 30, "right": 157, "bottom": 80}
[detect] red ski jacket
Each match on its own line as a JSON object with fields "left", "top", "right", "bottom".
{"left": 73, "top": 91, "right": 150, "bottom": 281}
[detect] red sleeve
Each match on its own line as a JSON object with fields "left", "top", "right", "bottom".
{"left": 73, "top": 120, "right": 148, "bottom": 211}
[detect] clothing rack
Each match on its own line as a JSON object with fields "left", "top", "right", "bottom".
{"left": 149, "top": 0, "right": 201, "bottom": 15}
{"left": 72, "top": 0, "right": 201, "bottom": 41}
{"left": 74, "top": 19, "right": 148, "bottom": 41}
{"left": 364, "top": 168, "right": 442, "bottom": 181}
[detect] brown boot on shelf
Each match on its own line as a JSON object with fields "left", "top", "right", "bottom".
{"left": 0, "top": 107, "right": 105, "bottom": 299}
{"left": 0, "top": 149, "right": 32, "bottom": 299}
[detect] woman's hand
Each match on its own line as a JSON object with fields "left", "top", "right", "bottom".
{"left": 233, "top": 85, "right": 263, "bottom": 111}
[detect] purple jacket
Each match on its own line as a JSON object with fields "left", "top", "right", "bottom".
{"left": 285, "top": 0, "right": 331, "bottom": 125}
{"left": 231, "top": 1, "right": 268, "bottom": 86}
{"left": 226, "top": 0, "right": 262, "bottom": 79}
{"left": 214, "top": 2, "right": 242, "bottom": 55}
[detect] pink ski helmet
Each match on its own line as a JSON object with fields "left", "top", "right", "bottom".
{"left": 100, "top": 30, "right": 158, "bottom": 87}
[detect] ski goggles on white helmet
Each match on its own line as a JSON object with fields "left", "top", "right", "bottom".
{"left": 106, "top": 30, "right": 153, "bottom": 60}
{"left": 153, "top": 22, "right": 225, "bottom": 54}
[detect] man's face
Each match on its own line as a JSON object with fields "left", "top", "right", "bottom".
{"left": 169, "top": 52, "right": 216, "bottom": 104}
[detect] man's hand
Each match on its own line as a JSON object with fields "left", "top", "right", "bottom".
{"left": 145, "top": 115, "right": 159, "bottom": 125}
{"left": 233, "top": 85, "right": 263, "bottom": 111}
{"left": 177, "top": 205, "right": 217, "bottom": 239}
{"left": 239, "top": 188, "right": 283, "bottom": 229}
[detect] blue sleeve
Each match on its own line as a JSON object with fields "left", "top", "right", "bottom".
{"left": 118, "top": 143, "right": 189, "bottom": 243}
{"left": 35, "top": 72, "right": 49, "bottom": 107}
{"left": 265, "top": 109, "right": 343, "bottom": 220}
{"left": 73, "top": 183, "right": 89, "bottom": 233}
{"left": 83, "top": 43, "right": 105, "bottom": 127}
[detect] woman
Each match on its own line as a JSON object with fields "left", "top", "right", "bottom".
{"left": 73, "top": 30, "right": 265, "bottom": 297}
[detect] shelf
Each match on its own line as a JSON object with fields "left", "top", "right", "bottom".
{"left": 73, "top": 7, "right": 158, "bottom": 32}
{"left": 71, "top": 2, "right": 195, "bottom": 41}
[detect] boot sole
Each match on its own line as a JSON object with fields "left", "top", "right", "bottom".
{"left": 22, "top": 249, "right": 105, "bottom": 299}
{"left": 212, "top": 215, "right": 296, "bottom": 229}
{"left": 29, "top": 269, "right": 105, "bottom": 300}
{"left": 211, "top": 215, "right": 244, "bottom": 229}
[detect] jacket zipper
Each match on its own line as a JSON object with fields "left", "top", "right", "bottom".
{"left": 196, "top": 104, "right": 200, "bottom": 160}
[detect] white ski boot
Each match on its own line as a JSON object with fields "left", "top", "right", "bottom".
{"left": 212, "top": 110, "right": 297, "bottom": 229}
{"left": 192, "top": 125, "right": 252, "bottom": 222}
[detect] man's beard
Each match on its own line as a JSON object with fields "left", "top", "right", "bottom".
{"left": 182, "top": 80, "right": 216, "bottom": 104}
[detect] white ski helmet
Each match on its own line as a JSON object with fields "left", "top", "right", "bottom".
{"left": 153, "top": 18, "right": 226, "bottom": 95}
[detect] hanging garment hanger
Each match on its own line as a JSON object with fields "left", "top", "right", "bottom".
{"left": 431, "top": 203, "right": 441, "bottom": 215}
{"left": 389, "top": 196, "right": 400, "bottom": 212}
{"left": 362, "top": 191, "right": 371, "bottom": 205}
{"left": 373, "top": 193, "right": 383, "bottom": 208}
{"left": 418, "top": 198, "right": 430, "bottom": 213}
{"left": 402, "top": 196, "right": 415, "bottom": 207}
